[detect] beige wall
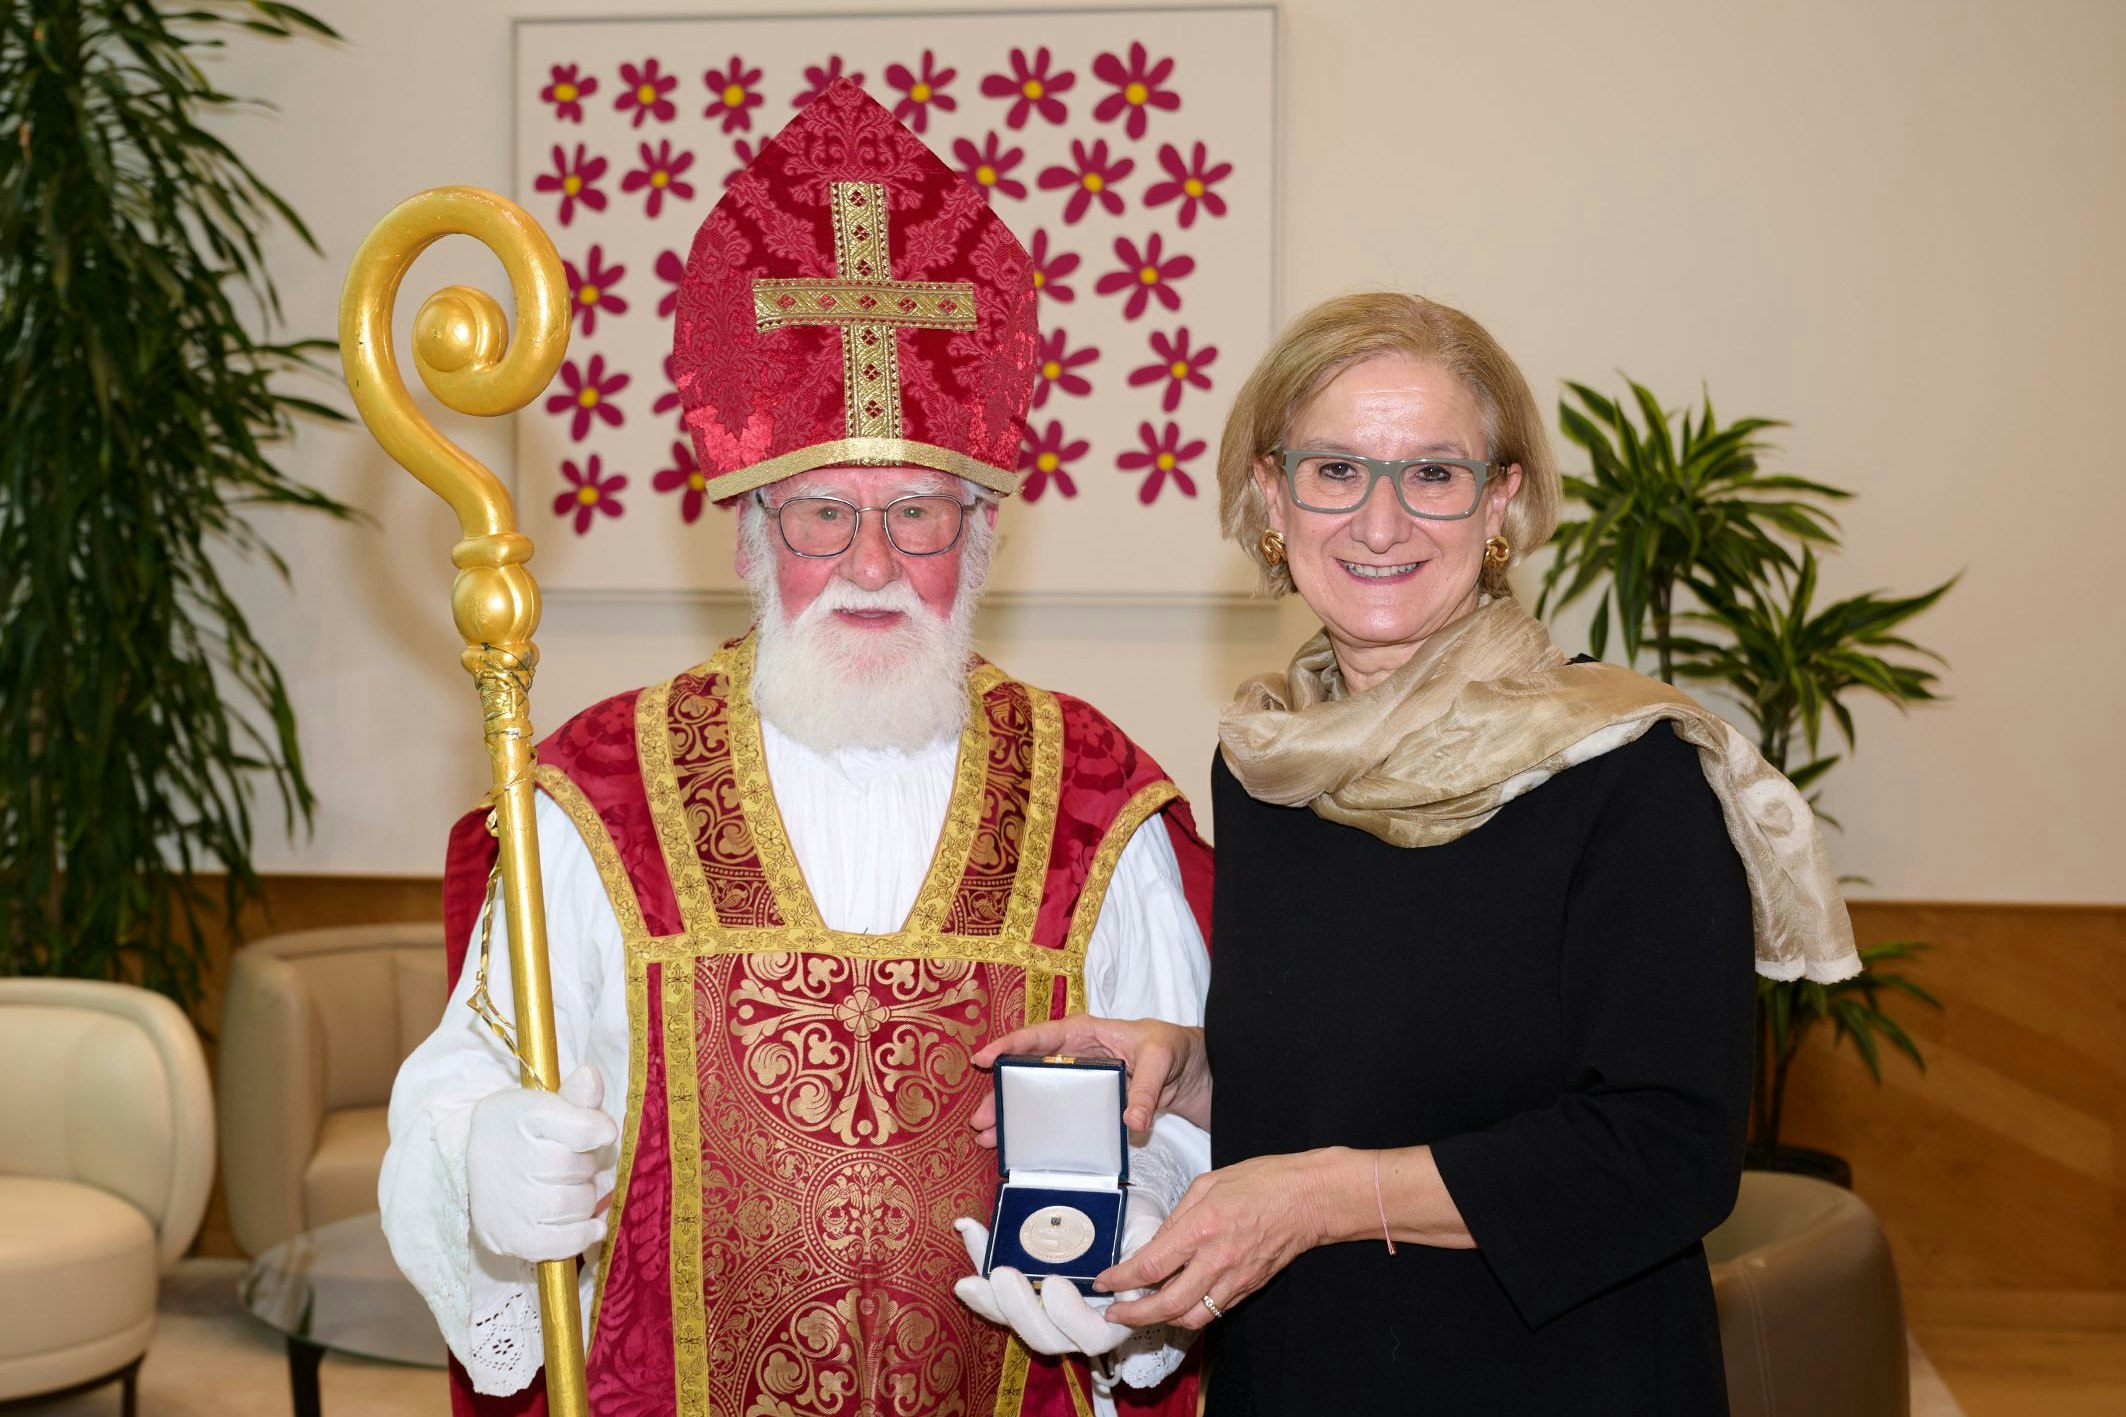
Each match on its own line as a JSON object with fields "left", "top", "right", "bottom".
{"left": 209, "top": 0, "right": 2124, "bottom": 901}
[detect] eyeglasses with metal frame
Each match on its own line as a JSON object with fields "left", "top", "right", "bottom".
{"left": 756, "top": 490, "right": 980, "bottom": 558}
{"left": 1269, "top": 448, "right": 1499, "bottom": 521}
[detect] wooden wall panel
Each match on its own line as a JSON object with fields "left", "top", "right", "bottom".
{"left": 184, "top": 881, "right": 2125, "bottom": 1328}
{"left": 1781, "top": 901, "right": 2126, "bottom": 1328}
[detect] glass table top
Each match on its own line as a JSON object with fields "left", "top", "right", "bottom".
{"left": 239, "top": 1210, "right": 448, "bottom": 1367}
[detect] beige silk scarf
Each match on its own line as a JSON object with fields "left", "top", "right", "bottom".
{"left": 1218, "top": 598, "right": 1859, "bottom": 982}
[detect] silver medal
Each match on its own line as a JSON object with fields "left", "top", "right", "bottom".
{"left": 1019, "top": 1204, "right": 1097, "bottom": 1265}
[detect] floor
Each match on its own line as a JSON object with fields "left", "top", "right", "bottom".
{"left": 12, "top": 1261, "right": 2119, "bottom": 1415}
{"left": 1911, "top": 1322, "right": 2126, "bottom": 1417}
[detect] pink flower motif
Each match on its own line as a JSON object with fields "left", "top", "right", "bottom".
{"left": 980, "top": 47, "right": 1074, "bottom": 128}
{"left": 704, "top": 55, "right": 765, "bottom": 132}
{"left": 793, "top": 56, "right": 864, "bottom": 107}
{"left": 1128, "top": 327, "right": 1217, "bottom": 413}
{"left": 723, "top": 138, "right": 759, "bottom": 189}
{"left": 546, "top": 354, "right": 630, "bottom": 441}
{"left": 1094, "top": 234, "right": 1193, "bottom": 320}
{"left": 1092, "top": 42, "right": 1180, "bottom": 140}
{"left": 1032, "top": 329, "right": 1097, "bottom": 408}
{"left": 1118, "top": 421, "right": 1204, "bottom": 504}
{"left": 621, "top": 140, "right": 695, "bottom": 219}
{"left": 554, "top": 455, "right": 627, "bottom": 534}
{"left": 565, "top": 245, "right": 628, "bottom": 337}
{"left": 540, "top": 64, "right": 597, "bottom": 123}
{"left": 1036, "top": 139, "right": 1132, "bottom": 225}
{"left": 652, "top": 440, "right": 712, "bottom": 523}
{"left": 1029, "top": 229, "right": 1079, "bottom": 303}
{"left": 953, "top": 132, "right": 1026, "bottom": 202}
{"left": 533, "top": 144, "right": 608, "bottom": 226}
{"left": 1018, "top": 420, "right": 1088, "bottom": 502}
{"left": 653, "top": 354, "right": 685, "bottom": 425}
{"left": 885, "top": 49, "right": 957, "bottom": 132}
{"left": 613, "top": 58, "right": 677, "bottom": 127}
{"left": 654, "top": 249, "right": 685, "bottom": 318}
{"left": 1143, "top": 141, "right": 1233, "bottom": 228}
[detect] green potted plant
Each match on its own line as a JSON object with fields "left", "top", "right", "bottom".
{"left": 1539, "top": 378, "right": 1953, "bottom": 1183}
{"left": 1, "top": 0, "right": 346, "bottom": 1010}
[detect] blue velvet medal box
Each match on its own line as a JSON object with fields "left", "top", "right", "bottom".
{"left": 983, "top": 1054, "right": 1129, "bottom": 1294}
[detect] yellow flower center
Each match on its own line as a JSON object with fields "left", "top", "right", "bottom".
{"left": 554, "top": 82, "right": 579, "bottom": 103}
{"left": 1082, "top": 172, "right": 1104, "bottom": 192}
{"left": 1125, "top": 81, "right": 1149, "bottom": 105}
{"left": 1184, "top": 177, "right": 1205, "bottom": 197}
{"left": 636, "top": 83, "right": 658, "bottom": 105}
{"left": 1036, "top": 451, "right": 1060, "bottom": 473}
{"left": 563, "top": 175, "right": 583, "bottom": 195}
{"left": 1139, "top": 265, "right": 1159, "bottom": 284}
{"left": 578, "top": 388, "right": 599, "bottom": 408}
{"left": 1032, "top": 269, "right": 1046, "bottom": 287}
{"left": 651, "top": 169, "right": 670, "bottom": 188}
{"left": 1170, "top": 360, "right": 1189, "bottom": 379}
{"left": 1156, "top": 451, "right": 1176, "bottom": 471}
{"left": 723, "top": 83, "right": 746, "bottom": 107}
{"left": 688, "top": 472, "right": 706, "bottom": 491}
{"left": 911, "top": 81, "right": 932, "bottom": 102}
{"left": 1023, "top": 79, "right": 1045, "bottom": 99}
{"left": 578, "top": 284, "right": 599, "bottom": 305}
{"left": 976, "top": 164, "right": 997, "bottom": 186}
{"left": 576, "top": 485, "right": 599, "bottom": 505}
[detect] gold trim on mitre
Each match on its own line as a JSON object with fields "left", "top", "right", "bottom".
{"left": 700, "top": 437, "right": 1021, "bottom": 502}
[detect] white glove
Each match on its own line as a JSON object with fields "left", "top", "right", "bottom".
{"left": 466, "top": 1064, "right": 617, "bottom": 1263}
{"left": 952, "top": 1190, "right": 1168, "bottom": 1360}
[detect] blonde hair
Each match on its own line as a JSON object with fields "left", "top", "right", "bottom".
{"left": 1217, "top": 292, "right": 1559, "bottom": 598}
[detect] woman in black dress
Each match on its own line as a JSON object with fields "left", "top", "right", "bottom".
{"left": 972, "top": 293, "right": 1861, "bottom": 1414}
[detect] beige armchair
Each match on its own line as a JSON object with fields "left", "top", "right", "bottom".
{"left": 1708, "top": 1169, "right": 1909, "bottom": 1417}
{"left": 0, "top": 978, "right": 215, "bottom": 1411}
{"left": 218, "top": 923, "right": 447, "bottom": 1258}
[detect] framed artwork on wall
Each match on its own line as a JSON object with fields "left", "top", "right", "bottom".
{"left": 513, "top": 5, "right": 1277, "bottom": 603}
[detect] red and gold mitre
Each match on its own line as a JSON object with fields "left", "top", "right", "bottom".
{"left": 671, "top": 79, "right": 1038, "bottom": 501}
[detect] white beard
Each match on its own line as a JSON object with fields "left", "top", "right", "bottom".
{"left": 745, "top": 526, "right": 988, "bottom": 754}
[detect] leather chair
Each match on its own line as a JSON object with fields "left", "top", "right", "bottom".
{"left": 1707, "top": 1169, "right": 1909, "bottom": 1417}
{"left": 0, "top": 978, "right": 215, "bottom": 1412}
{"left": 218, "top": 923, "right": 447, "bottom": 1258}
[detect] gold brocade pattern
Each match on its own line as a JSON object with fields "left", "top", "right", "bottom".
{"left": 664, "top": 640, "right": 1077, "bottom": 1416}
{"left": 637, "top": 675, "right": 731, "bottom": 943}
{"left": 726, "top": 953, "right": 987, "bottom": 1148}
{"left": 750, "top": 180, "right": 979, "bottom": 441}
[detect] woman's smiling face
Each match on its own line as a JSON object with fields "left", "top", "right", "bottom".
{"left": 1255, "top": 353, "right": 1520, "bottom": 693}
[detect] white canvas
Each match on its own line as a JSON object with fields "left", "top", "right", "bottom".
{"left": 512, "top": 6, "right": 1277, "bottom": 602}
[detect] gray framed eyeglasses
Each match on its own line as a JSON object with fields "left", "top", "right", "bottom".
{"left": 757, "top": 491, "right": 979, "bottom": 558}
{"left": 1271, "top": 448, "right": 1497, "bottom": 521}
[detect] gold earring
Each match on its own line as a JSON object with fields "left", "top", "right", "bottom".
{"left": 1259, "top": 528, "right": 1286, "bottom": 567}
{"left": 1484, "top": 536, "right": 1511, "bottom": 567}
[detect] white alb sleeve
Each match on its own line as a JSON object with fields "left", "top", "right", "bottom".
{"left": 378, "top": 791, "right": 630, "bottom": 1395}
{"left": 1080, "top": 813, "right": 1212, "bottom": 1401}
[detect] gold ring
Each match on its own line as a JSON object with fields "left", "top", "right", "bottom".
{"left": 1200, "top": 1293, "right": 1225, "bottom": 1319}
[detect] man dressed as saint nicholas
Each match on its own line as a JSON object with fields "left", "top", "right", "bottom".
{"left": 381, "top": 79, "right": 1213, "bottom": 1417}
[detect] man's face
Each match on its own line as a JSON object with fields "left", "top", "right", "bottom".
{"left": 739, "top": 466, "right": 1000, "bottom": 630}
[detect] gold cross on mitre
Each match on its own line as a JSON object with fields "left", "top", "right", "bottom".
{"left": 752, "top": 181, "right": 980, "bottom": 439}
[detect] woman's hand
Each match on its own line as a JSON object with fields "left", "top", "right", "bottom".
{"left": 970, "top": 1014, "right": 1212, "bottom": 1138}
{"left": 1093, "top": 1151, "right": 1335, "bottom": 1330}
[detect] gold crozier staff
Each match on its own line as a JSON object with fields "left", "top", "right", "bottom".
{"left": 336, "top": 186, "right": 588, "bottom": 1417}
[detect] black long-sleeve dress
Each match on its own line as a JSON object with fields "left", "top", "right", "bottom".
{"left": 1202, "top": 722, "right": 1755, "bottom": 1416}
